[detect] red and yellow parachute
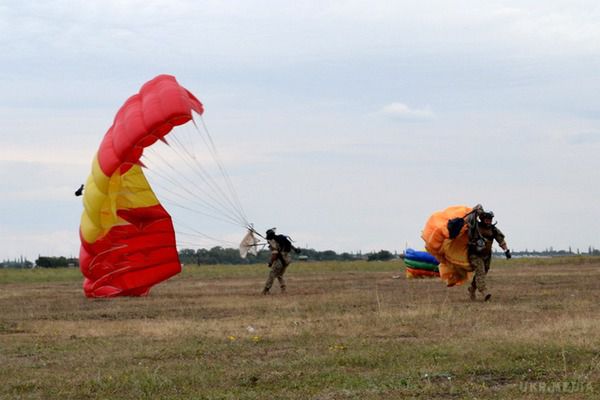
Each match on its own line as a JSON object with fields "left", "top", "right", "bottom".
{"left": 79, "top": 75, "right": 203, "bottom": 297}
{"left": 421, "top": 205, "right": 473, "bottom": 287}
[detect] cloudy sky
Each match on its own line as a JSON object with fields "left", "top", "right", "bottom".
{"left": 1, "top": 0, "right": 599, "bottom": 261}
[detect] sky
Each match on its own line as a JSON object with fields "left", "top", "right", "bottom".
{"left": 1, "top": 0, "right": 600, "bottom": 261}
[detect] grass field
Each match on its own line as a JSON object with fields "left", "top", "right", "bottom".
{"left": 1, "top": 257, "right": 600, "bottom": 399}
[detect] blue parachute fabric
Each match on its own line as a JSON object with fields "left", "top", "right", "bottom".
{"left": 405, "top": 248, "right": 439, "bottom": 265}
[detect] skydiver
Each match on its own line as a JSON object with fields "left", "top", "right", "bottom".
{"left": 466, "top": 205, "right": 511, "bottom": 301}
{"left": 262, "top": 228, "right": 300, "bottom": 295}
{"left": 74, "top": 184, "right": 84, "bottom": 197}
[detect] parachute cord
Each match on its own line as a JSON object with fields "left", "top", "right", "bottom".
{"left": 142, "top": 148, "right": 247, "bottom": 227}
{"left": 200, "top": 118, "right": 249, "bottom": 225}
{"left": 166, "top": 132, "right": 248, "bottom": 226}
{"left": 154, "top": 131, "right": 248, "bottom": 227}
{"left": 173, "top": 218, "right": 238, "bottom": 246}
{"left": 141, "top": 164, "right": 226, "bottom": 215}
{"left": 145, "top": 142, "right": 244, "bottom": 225}
{"left": 196, "top": 116, "right": 249, "bottom": 225}
{"left": 170, "top": 124, "right": 249, "bottom": 227}
{"left": 176, "top": 240, "right": 234, "bottom": 249}
{"left": 141, "top": 153, "right": 244, "bottom": 227}
{"left": 176, "top": 234, "right": 237, "bottom": 248}
{"left": 166, "top": 129, "right": 235, "bottom": 207}
{"left": 143, "top": 149, "right": 243, "bottom": 226}
{"left": 151, "top": 187, "right": 243, "bottom": 227}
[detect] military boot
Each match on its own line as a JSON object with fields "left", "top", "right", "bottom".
{"left": 280, "top": 285, "right": 286, "bottom": 294}
{"left": 261, "top": 288, "right": 270, "bottom": 295}
{"left": 483, "top": 292, "right": 492, "bottom": 302}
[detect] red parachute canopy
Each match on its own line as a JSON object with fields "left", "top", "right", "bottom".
{"left": 79, "top": 75, "right": 203, "bottom": 297}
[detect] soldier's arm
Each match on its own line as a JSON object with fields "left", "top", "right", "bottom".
{"left": 493, "top": 227, "right": 511, "bottom": 258}
{"left": 492, "top": 227, "right": 506, "bottom": 248}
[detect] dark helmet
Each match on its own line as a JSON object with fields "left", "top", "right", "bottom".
{"left": 479, "top": 211, "right": 494, "bottom": 223}
{"left": 265, "top": 228, "right": 276, "bottom": 240}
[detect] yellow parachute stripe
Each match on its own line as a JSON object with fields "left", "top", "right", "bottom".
{"left": 80, "top": 154, "right": 160, "bottom": 243}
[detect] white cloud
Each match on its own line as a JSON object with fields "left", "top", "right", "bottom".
{"left": 378, "top": 102, "right": 435, "bottom": 121}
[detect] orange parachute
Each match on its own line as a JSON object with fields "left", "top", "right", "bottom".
{"left": 79, "top": 75, "right": 203, "bottom": 297}
{"left": 421, "top": 205, "right": 474, "bottom": 286}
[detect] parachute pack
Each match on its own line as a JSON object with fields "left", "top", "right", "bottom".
{"left": 275, "top": 235, "right": 293, "bottom": 252}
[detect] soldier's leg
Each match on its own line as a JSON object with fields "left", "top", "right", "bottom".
{"left": 469, "top": 255, "right": 491, "bottom": 300}
{"left": 276, "top": 263, "right": 289, "bottom": 292}
{"left": 468, "top": 279, "right": 477, "bottom": 301}
{"left": 467, "top": 256, "right": 478, "bottom": 300}
{"left": 277, "top": 274, "right": 286, "bottom": 292}
{"left": 484, "top": 257, "right": 492, "bottom": 274}
{"left": 263, "top": 262, "right": 280, "bottom": 294}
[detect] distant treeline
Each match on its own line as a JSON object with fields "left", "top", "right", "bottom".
{"left": 2, "top": 247, "right": 599, "bottom": 268}
{"left": 0, "top": 249, "right": 396, "bottom": 269}
{"left": 179, "top": 247, "right": 396, "bottom": 264}
{"left": 492, "top": 247, "right": 600, "bottom": 257}
{"left": 0, "top": 256, "right": 79, "bottom": 269}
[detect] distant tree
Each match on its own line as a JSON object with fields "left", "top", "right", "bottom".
{"left": 367, "top": 250, "right": 394, "bottom": 261}
{"left": 35, "top": 256, "right": 78, "bottom": 268}
{"left": 320, "top": 250, "right": 338, "bottom": 261}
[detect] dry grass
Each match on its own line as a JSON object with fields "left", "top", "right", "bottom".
{"left": 1, "top": 258, "right": 600, "bottom": 399}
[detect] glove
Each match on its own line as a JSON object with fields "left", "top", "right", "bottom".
{"left": 504, "top": 249, "right": 512, "bottom": 259}
{"left": 267, "top": 262, "right": 272, "bottom": 268}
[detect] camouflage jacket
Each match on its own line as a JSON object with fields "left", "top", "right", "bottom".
{"left": 468, "top": 222, "right": 506, "bottom": 257}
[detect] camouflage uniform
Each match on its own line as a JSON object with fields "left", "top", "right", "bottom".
{"left": 263, "top": 238, "right": 292, "bottom": 294}
{"left": 468, "top": 222, "right": 506, "bottom": 298}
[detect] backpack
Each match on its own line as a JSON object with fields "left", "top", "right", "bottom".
{"left": 275, "top": 235, "right": 293, "bottom": 252}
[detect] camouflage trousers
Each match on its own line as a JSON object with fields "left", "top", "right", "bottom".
{"left": 264, "top": 255, "right": 291, "bottom": 292}
{"left": 469, "top": 254, "right": 492, "bottom": 294}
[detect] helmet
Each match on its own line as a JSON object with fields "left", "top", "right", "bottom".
{"left": 479, "top": 211, "right": 494, "bottom": 223}
{"left": 265, "top": 228, "right": 276, "bottom": 240}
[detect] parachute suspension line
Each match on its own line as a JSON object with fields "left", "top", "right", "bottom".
{"left": 172, "top": 218, "right": 238, "bottom": 246}
{"left": 170, "top": 122, "right": 248, "bottom": 227}
{"left": 142, "top": 146, "right": 246, "bottom": 227}
{"left": 176, "top": 230, "right": 236, "bottom": 246}
{"left": 148, "top": 185, "right": 243, "bottom": 227}
{"left": 166, "top": 131, "right": 248, "bottom": 227}
{"left": 143, "top": 146, "right": 242, "bottom": 226}
{"left": 151, "top": 127, "right": 247, "bottom": 227}
{"left": 141, "top": 152, "right": 243, "bottom": 227}
{"left": 173, "top": 217, "right": 239, "bottom": 251}
{"left": 195, "top": 116, "right": 249, "bottom": 225}
{"left": 176, "top": 240, "right": 226, "bottom": 249}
